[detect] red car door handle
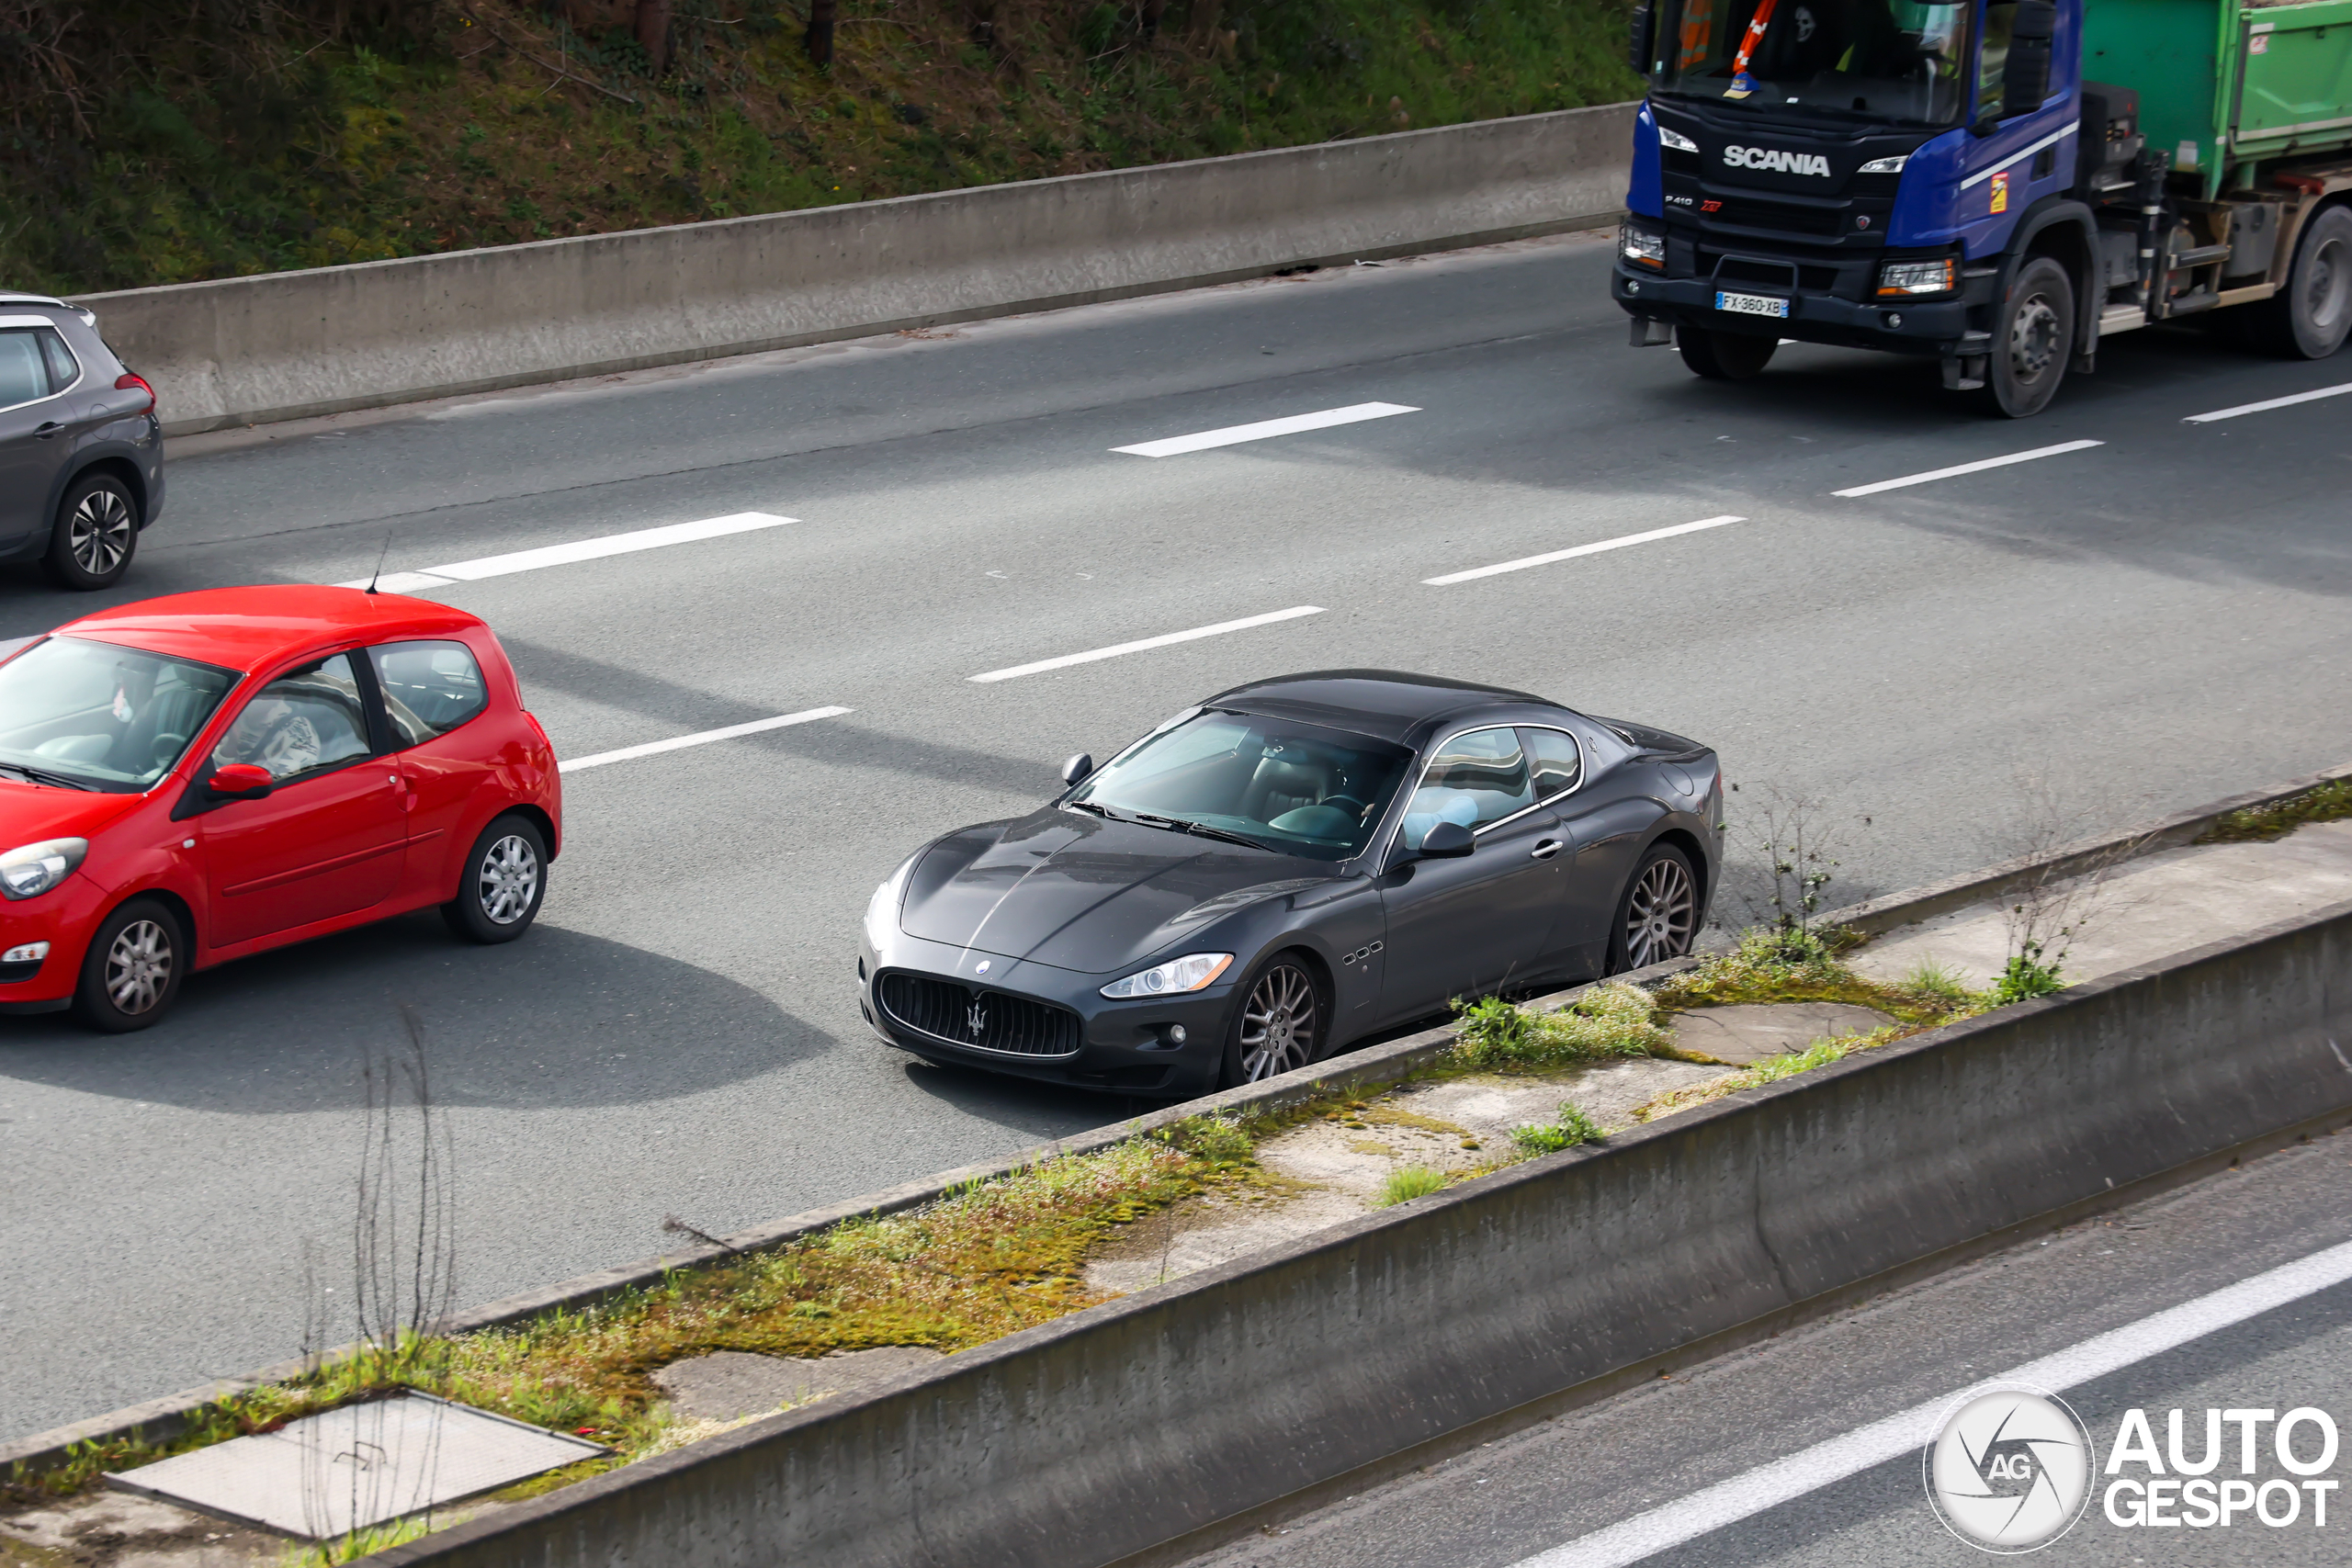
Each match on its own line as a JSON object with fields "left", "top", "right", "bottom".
{"left": 1531, "top": 839, "right": 1563, "bottom": 861}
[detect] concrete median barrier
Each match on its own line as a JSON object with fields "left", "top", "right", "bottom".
{"left": 69, "top": 105, "right": 1636, "bottom": 437}
{"left": 358, "top": 897, "right": 2352, "bottom": 1568}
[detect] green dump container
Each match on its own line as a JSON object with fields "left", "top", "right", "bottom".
{"left": 2084, "top": 0, "right": 2352, "bottom": 197}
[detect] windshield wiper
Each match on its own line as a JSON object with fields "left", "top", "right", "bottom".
{"left": 0, "top": 761, "right": 92, "bottom": 791}
{"left": 1169, "top": 819, "right": 1278, "bottom": 853}
{"left": 1066, "top": 799, "right": 1116, "bottom": 819}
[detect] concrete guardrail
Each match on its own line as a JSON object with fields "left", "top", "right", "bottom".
{"left": 68, "top": 105, "right": 1638, "bottom": 437}
{"left": 362, "top": 894, "right": 2352, "bottom": 1568}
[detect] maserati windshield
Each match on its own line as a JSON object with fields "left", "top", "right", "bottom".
{"left": 1068, "top": 711, "right": 1413, "bottom": 862}
{"left": 1653, "top": 0, "right": 1977, "bottom": 128}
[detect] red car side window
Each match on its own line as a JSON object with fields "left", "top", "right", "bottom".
{"left": 368, "top": 640, "right": 489, "bottom": 748}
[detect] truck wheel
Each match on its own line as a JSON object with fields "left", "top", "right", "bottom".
{"left": 1678, "top": 327, "right": 1777, "bottom": 381}
{"left": 2247, "top": 205, "right": 2352, "bottom": 359}
{"left": 1985, "top": 257, "right": 2074, "bottom": 418}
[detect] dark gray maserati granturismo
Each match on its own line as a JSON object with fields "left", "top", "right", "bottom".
{"left": 856, "top": 671, "right": 1720, "bottom": 1096}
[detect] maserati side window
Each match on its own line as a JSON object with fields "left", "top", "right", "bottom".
{"left": 1522, "top": 727, "right": 1585, "bottom": 801}
{"left": 1401, "top": 728, "right": 1533, "bottom": 848}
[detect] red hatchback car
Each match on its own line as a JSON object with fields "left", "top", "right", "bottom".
{"left": 0, "top": 586, "right": 561, "bottom": 1030}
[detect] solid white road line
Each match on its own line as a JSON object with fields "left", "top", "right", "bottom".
{"left": 2182, "top": 381, "right": 2352, "bottom": 423}
{"left": 1111, "top": 402, "right": 1419, "bottom": 457}
{"left": 559, "top": 705, "right": 851, "bottom": 773}
{"left": 1507, "top": 1236, "right": 2352, "bottom": 1568}
{"left": 1831, "top": 440, "right": 2104, "bottom": 498}
{"left": 336, "top": 513, "right": 797, "bottom": 591}
{"left": 1424, "top": 515, "right": 1747, "bottom": 586}
{"left": 969, "top": 606, "right": 1325, "bottom": 683}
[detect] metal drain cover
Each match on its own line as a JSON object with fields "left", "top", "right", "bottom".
{"left": 107, "top": 1392, "right": 605, "bottom": 1539}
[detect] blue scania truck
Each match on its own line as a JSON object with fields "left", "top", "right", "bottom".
{"left": 1612, "top": 1, "right": 2352, "bottom": 414}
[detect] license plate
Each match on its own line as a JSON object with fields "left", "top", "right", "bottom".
{"left": 1715, "top": 290, "right": 1791, "bottom": 319}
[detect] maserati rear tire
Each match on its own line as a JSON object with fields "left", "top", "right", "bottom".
{"left": 1607, "top": 845, "right": 1700, "bottom": 975}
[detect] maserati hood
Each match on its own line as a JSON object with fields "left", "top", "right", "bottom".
{"left": 898, "top": 809, "right": 1332, "bottom": 975}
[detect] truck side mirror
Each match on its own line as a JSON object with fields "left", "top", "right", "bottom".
{"left": 1629, "top": 3, "right": 1655, "bottom": 75}
{"left": 2002, "top": 2, "right": 2057, "bottom": 119}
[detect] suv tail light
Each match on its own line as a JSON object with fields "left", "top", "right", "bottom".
{"left": 115, "top": 372, "right": 155, "bottom": 413}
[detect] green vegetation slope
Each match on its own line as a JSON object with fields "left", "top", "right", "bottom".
{"left": 0, "top": 0, "right": 1636, "bottom": 296}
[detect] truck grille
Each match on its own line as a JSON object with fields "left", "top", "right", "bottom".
{"left": 876, "top": 971, "right": 1084, "bottom": 1058}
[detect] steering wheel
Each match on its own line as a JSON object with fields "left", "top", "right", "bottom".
{"left": 1321, "top": 795, "right": 1367, "bottom": 819}
{"left": 151, "top": 732, "right": 187, "bottom": 771}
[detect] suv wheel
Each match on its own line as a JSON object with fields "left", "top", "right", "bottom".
{"left": 43, "top": 472, "right": 139, "bottom": 591}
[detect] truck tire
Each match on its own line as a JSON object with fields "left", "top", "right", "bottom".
{"left": 1985, "top": 257, "right": 2074, "bottom": 418}
{"left": 1678, "top": 327, "right": 1777, "bottom": 380}
{"left": 2245, "top": 204, "right": 2352, "bottom": 360}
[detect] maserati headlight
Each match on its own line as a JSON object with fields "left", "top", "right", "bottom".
{"left": 0, "top": 838, "right": 85, "bottom": 901}
{"left": 1101, "top": 953, "right": 1233, "bottom": 998}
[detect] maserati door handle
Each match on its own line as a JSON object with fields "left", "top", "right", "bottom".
{"left": 1530, "top": 839, "right": 1563, "bottom": 861}
{"left": 33, "top": 422, "right": 62, "bottom": 439}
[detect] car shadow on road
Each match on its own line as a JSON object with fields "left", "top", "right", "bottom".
{"left": 889, "top": 1054, "right": 1183, "bottom": 1139}
{"left": 0, "top": 913, "right": 832, "bottom": 1113}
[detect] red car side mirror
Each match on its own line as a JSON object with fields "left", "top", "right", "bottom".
{"left": 206, "top": 762, "right": 275, "bottom": 800}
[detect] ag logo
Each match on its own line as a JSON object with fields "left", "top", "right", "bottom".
{"left": 1925, "top": 1385, "right": 2096, "bottom": 1552}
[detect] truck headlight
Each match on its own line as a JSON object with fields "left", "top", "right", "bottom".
{"left": 1101, "top": 953, "right": 1232, "bottom": 998}
{"left": 1858, "top": 153, "right": 1909, "bottom": 175}
{"left": 1876, "top": 257, "right": 1955, "bottom": 297}
{"left": 0, "top": 838, "right": 85, "bottom": 901}
{"left": 1657, "top": 126, "right": 1699, "bottom": 153}
{"left": 1620, "top": 220, "right": 1667, "bottom": 270}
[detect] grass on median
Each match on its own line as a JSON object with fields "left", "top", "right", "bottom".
{"left": 2196, "top": 779, "right": 2352, "bottom": 844}
{"left": 6, "top": 1119, "right": 1260, "bottom": 1506}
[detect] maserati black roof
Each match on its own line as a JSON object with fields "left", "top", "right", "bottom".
{"left": 1204, "top": 670, "right": 1565, "bottom": 745}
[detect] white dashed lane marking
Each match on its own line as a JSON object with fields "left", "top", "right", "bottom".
{"left": 1425, "top": 516, "right": 1748, "bottom": 586}
{"left": 1111, "top": 402, "right": 1419, "bottom": 457}
{"left": 968, "top": 606, "right": 1325, "bottom": 683}
{"left": 337, "top": 513, "right": 797, "bottom": 592}
{"left": 1831, "top": 440, "right": 2104, "bottom": 498}
{"left": 560, "top": 705, "right": 852, "bottom": 773}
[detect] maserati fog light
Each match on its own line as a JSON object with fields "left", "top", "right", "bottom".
{"left": 1168, "top": 1025, "right": 1188, "bottom": 1044}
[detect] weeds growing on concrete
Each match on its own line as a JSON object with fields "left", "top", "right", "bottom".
{"left": 2197, "top": 779, "right": 2352, "bottom": 844}
{"left": 1629, "top": 1026, "right": 1903, "bottom": 1122}
{"left": 1448, "top": 982, "right": 1671, "bottom": 1069}
{"left": 1652, "top": 928, "right": 1973, "bottom": 1031}
{"left": 1990, "top": 943, "right": 2067, "bottom": 1004}
{"left": 1509, "top": 1100, "right": 1605, "bottom": 1156}
{"left": 1375, "top": 1165, "right": 1450, "bottom": 1206}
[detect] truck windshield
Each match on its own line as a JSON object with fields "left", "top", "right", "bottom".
{"left": 1653, "top": 0, "right": 1975, "bottom": 128}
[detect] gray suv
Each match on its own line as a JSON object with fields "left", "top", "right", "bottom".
{"left": 0, "top": 292, "right": 165, "bottom": 590}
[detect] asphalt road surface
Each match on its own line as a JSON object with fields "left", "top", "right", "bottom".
{"left": 6, "top": 229, "right": 2351, "bottom": 1441}
{"left": 1179, "top": 1133, "right": 2352, "bottom": 1568}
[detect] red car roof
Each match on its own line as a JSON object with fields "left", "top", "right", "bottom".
{"left": 53, "top": 586, "right": 485, "bottom": 671}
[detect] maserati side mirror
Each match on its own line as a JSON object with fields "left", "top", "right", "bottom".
{"left": 1417, "top": 819, "right": 1476, "bottom": 859}
{"left": 206, "top": 762, "right": 275, "bottom": 800}
{"left": 1061, "top": 752, "right": 1094, "bottom": 787}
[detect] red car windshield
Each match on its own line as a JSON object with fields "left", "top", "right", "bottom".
{"left": 0, "top": 636, "right": 239, "bottom": 792}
